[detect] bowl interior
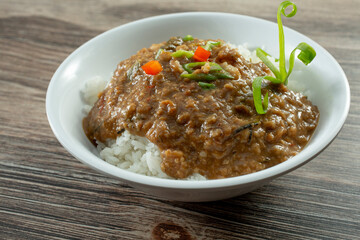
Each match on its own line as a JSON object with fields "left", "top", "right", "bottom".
{"left": 47, "top": 12, "right": 349, "bottom": 188}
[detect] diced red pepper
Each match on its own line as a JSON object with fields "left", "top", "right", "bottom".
{"left": 141, "top": 60, "right": 163, "bottom": 75}
{"left": 193, "top": 46, "right": 211, "bottom": 62}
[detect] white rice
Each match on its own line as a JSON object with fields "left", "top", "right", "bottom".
{"left": 81, "top": 76, "right": 108, "bottom": 114}
{"left": 81, "top": 43, "right": 276, "bottom": 180}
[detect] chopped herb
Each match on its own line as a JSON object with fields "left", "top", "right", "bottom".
{"left": 252, "top": 1, "right": 316, "bottom": 114}
{"left": 183, "top": 35, "right": 194, "bottom": 41}
{"left": 199, "top": 82, "right": 216, "bottom": 89}
{"left": 171, "top": 50, "right": 194, "bottom": 58}
{"left": 127, "top": 61, "right": 140, "bottom": 81}
{"left": 224, "top": 122, "right": 259, "bottom": 142}
{"left": 252, "top": 76, "right": 269, "bottom": 114}
{"left": 233, "top": 123, "right": 259, "bottom": 135}
{"left": 155, "top": 49, "right": 163, "bottom": 60}
{"left": 212, "top": 72, "right": 233, "bottom": 79}
{"left": 181, "top": 73, "right": 218, "bottom": 81}
{"left": 181, "top": 62, "right": 234, "bottom": 82}
{"left": 181, "top": 72, "right": 233, "bottom": 81}
{"left": 248, "top": 127, "right": 253, "bottom": 144}
{"left": 183, "top": 62, "right": 222, "bottom": 73}
{"left": 203, "top": 41, "right": 221, "bottom": 51}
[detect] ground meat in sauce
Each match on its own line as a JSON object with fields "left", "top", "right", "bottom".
{"left": 83, "top": 37, "right": 319, "bottom": 179}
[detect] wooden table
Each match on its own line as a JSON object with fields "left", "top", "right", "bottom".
{"left": 1, "top": 0, "right": 359, "bottom": 239}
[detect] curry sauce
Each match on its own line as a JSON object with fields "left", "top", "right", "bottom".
{"left": 83, "top": 37, "right": 319, "bottom": 179}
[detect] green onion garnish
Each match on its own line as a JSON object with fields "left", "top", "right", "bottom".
{"left": 203, "top": 41, "right": 222, "bottom": 51}
{"left": 183, "top": 62, "right": 222, "bottom": 73}
{"left": 127, "top": 60, "right": 140, "bottom": 81}
{"left": 252, "top": 76, "right": 270, "bottom": 114}
{"left": 171, "top": 50, "right": 194, "bottom": 58}
{"left": 183, "top": 35, "right": 194, "bottom": 41}
{"left": 252, "top": 1, "right": 316, "bottom": 114}
{"left": 155, "top": 49, "right": 163, "bottom": 60}
{"left": 199, "top": 82, "right": 216, "bottom": 89}
{"left": 181, "top": 73, "right": 218, "bottom": 81}
{"left": 181, "top": 62, "right": 234, "bottom": 82}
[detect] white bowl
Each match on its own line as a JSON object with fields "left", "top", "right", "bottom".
{"left": 46, "top": 12, "right": 350, "bottom": 202}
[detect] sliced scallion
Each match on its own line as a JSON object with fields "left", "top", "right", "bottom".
{"left": 181, "top": 62, "right": 234, "bottom": 82}
{"left": 252, "top": 1, "right": 316, "bottom": 114}
{"left": 155, "top": 49, "right": 163, "bottom": 60}
{"left": 171, "top": 50, "right": 194, "bottom": 58}
{"left": 127, "top": 61, "right": 140, "bottom": 81}
{"left": 181, "top": 73, "right": 218, "bottom": 81}
{"left": 199, "top": 82, "right": 216, "bottom": 89}
{"left": 252, "top": 76, "right": 269, "bottom": 114}
{"left": 203, "top": 41, "right": 222, "bottom": 51}
{"left": 183, "top": 62, "right": 222, "bottom": 73}
{"left": 286, "top": 42, "right": 316, "bottom": 85}
{"left": 183, "top": 35, "right": 194, "bottom": 41}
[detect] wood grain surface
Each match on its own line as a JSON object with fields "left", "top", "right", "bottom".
{"left": 0, "top": 0, "right": 359, "bottom": 239}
